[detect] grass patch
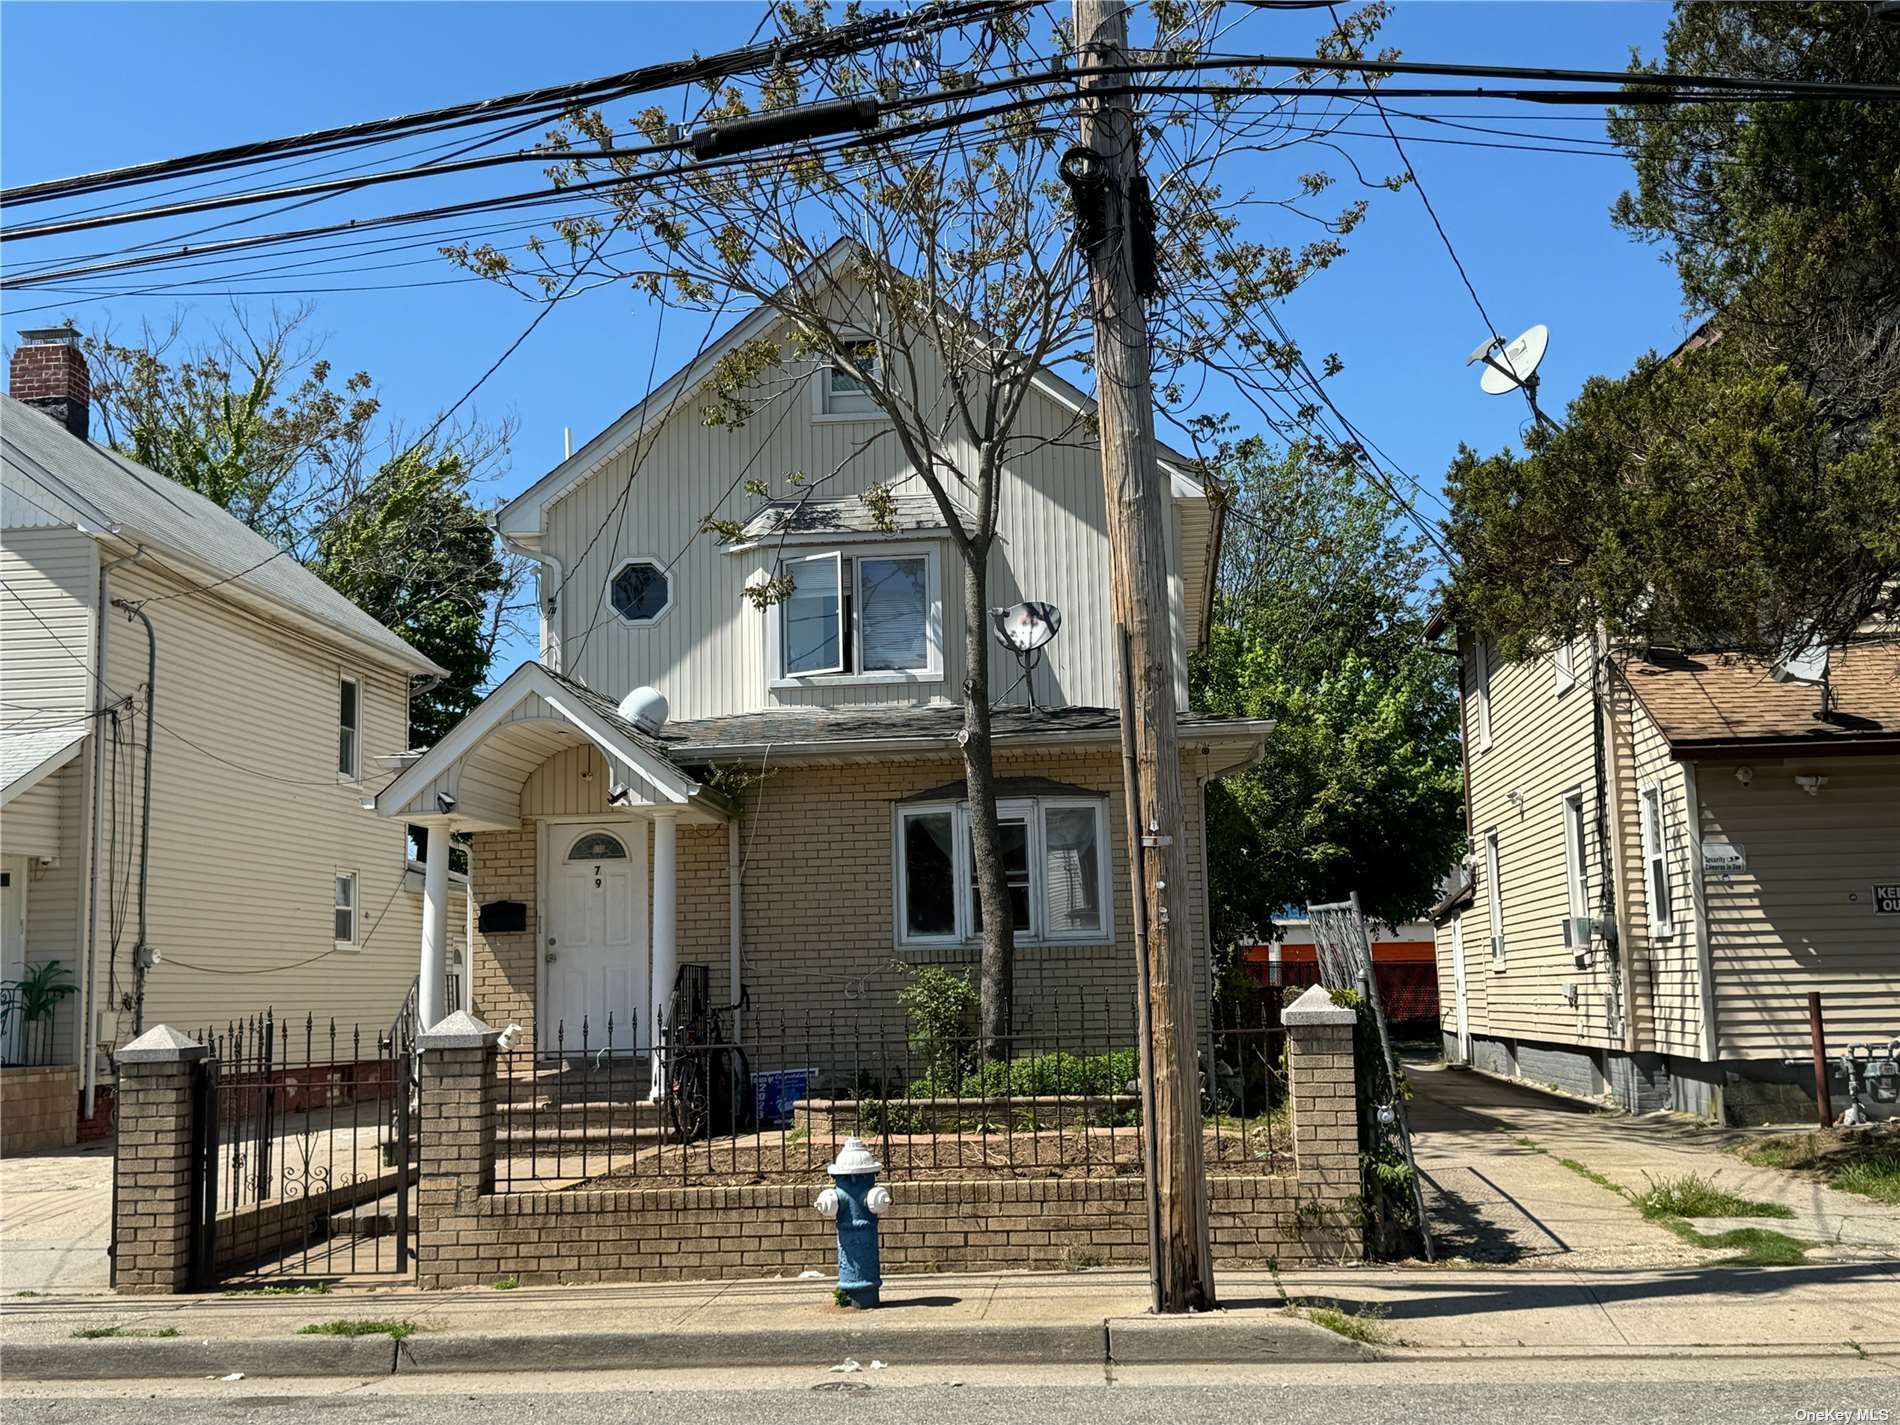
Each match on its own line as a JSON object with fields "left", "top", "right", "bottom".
{"left": 492, "top": 1276, "right": 519, "bottom": 1291}
{"left": 297, "top": 1319, "right": 418, "bottom": 1341}
{"left": 1555, "top": 1156, "right": 1627, "bottom": 1196}
{"left": 71, "top": 1326, "right": 181, "bottom": 1340}
{"left": 223, "top": 1283, "right": 333, "bottom": 1297}
{"left": 1292, "top": 1302, "right": 1390, "bottom": 1346}
{"left": 1736, "top": 1128, "right": 1900, "bottom": 1206}
{"left": 1652, "top": 1219, "right": 1811, "bottom": 1266}
{"left": 1632, "top": 1173, "right": 1794, "bottom": 1221}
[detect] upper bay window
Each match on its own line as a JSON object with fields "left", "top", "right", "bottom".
{"left": 897, "top": 796, "right": 1111, "bottom": 949}
{"left": 773, "top": 544, "right": 942, "bottom": 685}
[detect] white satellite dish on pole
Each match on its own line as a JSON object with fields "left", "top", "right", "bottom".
{"left": 1467, "top": 323, "right": 1560, "bottom": 432}
{"left": 991, "top": 601, "right": 1061, "bottom": 710}
{"left": 1772, "top": 632, "right": 1836, "bottom": 723}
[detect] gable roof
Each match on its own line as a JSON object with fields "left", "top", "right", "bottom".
{"left": 2, "top": 396, "right": 442, "bottom": 675}
{"left": 1616, "top": 643, "right": 1900, "bottom": 752}
{"left": 0, "top": 724, "right": 89, "bottom": 806}
{"left": 494, "top": 242, "right": 1209, "bottom": 542}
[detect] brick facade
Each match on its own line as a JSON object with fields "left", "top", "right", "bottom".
{"left": 467, "top": 746, "right": 1216, "bottom": 1056}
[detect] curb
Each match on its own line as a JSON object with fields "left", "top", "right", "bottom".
{"left": 3, "top": 1316, "right": 1374, "bottom": 1379}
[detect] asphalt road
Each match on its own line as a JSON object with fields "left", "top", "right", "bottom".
{"left": 7, "top": 1363, "right": 1899, "bottom": 1425}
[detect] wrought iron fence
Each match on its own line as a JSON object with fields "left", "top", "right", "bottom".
{"left": 495, "top": 995, "right": 1289, "bottom": 1192}
{"left": 0, "top": 985, "right": 57, "bottom": 1067}
{"left": 191, "top": 1010, "right": 415, "bottom": 1281}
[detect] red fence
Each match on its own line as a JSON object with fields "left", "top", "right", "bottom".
{"left": 1246, "top": 956, "right": 1440, "bottom": 1028}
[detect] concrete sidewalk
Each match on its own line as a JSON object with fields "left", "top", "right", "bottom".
{"left": 5, "top": 1262, "right": 1898, "bottom": 1379}
{"left": 0, "top": 1138, "right": 114, "bottom": 1295}
{"left": 1407, "top": 1061, "right": 1900, "bottom": 1265}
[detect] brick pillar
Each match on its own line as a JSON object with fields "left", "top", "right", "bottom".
{"left": 415, "top": 1010, "right": 500, "bottom": 1290}
{"left": 113, "top": 1025, "right": 208, "bottom": 1295}
{"left": 1282, "top": 985, "right": 1361, "bottom": 1261}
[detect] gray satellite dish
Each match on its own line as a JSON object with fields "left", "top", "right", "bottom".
{"left": 1772, "top": 634, "right": 1836, "bottom": 723}
{"left": 991, "top": 601, "right": 1061, "bottom": 710}
{"left": 1468, "top": 323, "right": 1560, "bottom": 432}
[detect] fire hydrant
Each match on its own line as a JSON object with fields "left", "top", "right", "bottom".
{"left": 814, "top": 1137, "right": 890, "bottom": 1308}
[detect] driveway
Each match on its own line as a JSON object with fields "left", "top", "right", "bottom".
{"left": 1405, "top": 1059, "right": 1900, "bottom": 1267}
{"left": 0, "top": 1138, "right": 114, "bottom": 1294}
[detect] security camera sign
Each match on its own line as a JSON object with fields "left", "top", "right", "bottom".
{"left": 1875, "top": 884, "right": 1900, "bottom": 915}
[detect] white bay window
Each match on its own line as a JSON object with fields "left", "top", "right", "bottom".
{"left": 896, "top": 796, "right": 1112, "bottom": 948}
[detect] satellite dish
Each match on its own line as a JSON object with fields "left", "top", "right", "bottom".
{"left": 991, "top": 601, "right": 1062, "bottom": 654}
{"left": 617, "top": 685, "right": 670, "bottom": 735}
{"left": 1471, "top": 324, "right": 1549, "bottom": 396}
{"left": 990, "top": 602, "right": 1062, "bottom": 710}
{"left": 1771, "top": 639, "right": 1828, "bottom": 686}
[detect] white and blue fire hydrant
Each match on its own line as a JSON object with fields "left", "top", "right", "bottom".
{"left": 815, "top": 1137, "right": 891, "bottom": 1309}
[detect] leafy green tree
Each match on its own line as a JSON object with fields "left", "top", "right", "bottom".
{"left": 450, "top": 0, "right": 1398, "bottom": 1049}
{"left": 1194, "top": 442, "right": 1462, "bottom": 951}
{"left": 1446, "top": 2, "right": 1900, "bottom": 660}
{"left": 82, "top": 307, "right": 527, "bottom": 745}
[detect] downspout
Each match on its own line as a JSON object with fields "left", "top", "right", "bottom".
{"left": 1594, "top": 629, "right": 1641, "bottom": 1064}
{"left": 1680, "top": 762, "right": 1722, "bottom": 1119}
{"left": 727, "top": 820, "right": 743, "bottom": 1045}
{"left": 109, "top": 599, "right": 156, "bottom": 1037}
{"left": 496, "top": 524, "right": 563, "bottom": 673}
{"left": 81, "top": 547, "right": 143, "bottom": 1119}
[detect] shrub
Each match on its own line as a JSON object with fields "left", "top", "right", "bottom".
{"left": 895, "top": 966, "right": 977, "bottom": 1085}
{"left": 912, "top": 1049, "right": 1137, "bottom": 1100}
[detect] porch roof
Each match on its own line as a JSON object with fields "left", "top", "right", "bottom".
{"left": 0, "top": 724, "right": 88, "bottom": 806}
{"left": 373, "top": 662, "right": 728, "bottom": 832}
{"left": 652, "top": 703, "right": 1274, "bottom": 773}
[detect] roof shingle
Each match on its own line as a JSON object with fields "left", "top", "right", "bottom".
{"left": 1616, "top": 643, "right": 1900, "bottom": 750}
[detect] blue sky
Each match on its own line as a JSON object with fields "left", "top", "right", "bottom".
{"left": 3, "top": 2, "right": 1682, "bottom": 669}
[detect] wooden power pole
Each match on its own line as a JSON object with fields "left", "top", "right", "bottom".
{"left": 1074, "top": 0, "right": 1215, "bottom": 1313}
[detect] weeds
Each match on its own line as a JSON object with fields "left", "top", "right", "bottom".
{"left": 1632, "top": 1173, "right": 1793, "bottom": 1221}
{"left": 71, "top": 1326, "right": 181, "bottom": 1340}
{"left": 1062, "top": 1246, "right": 1107, "bottom": 1271}
{"left": 1292, "top": 1302, "right": 1391, "bottom": 1346}
{"left": 297, "top": 1319, "right": 418, "bottom": 1340}
{"left": 223, "top": 1283, "right": 333, "bottom": 1297}
{"left": 492, "top": 1277, "right": 519, "bottom": 1291}
{"left": 1736, "top": 1128, "right": 1900, "bottom": 1206}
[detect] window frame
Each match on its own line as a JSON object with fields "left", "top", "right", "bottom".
{"left": 1561, "top": 788, "right": 1588, "bottom": 927}
{"left": 814, "top": 336, "right": 886, "bottom": 421}
{"left": 334, "top": 870, "right": 358, "bottom": 947}
{"left": 893, "top": 796, "right": 1114, "bottom": 950}
{"left": 768, "top": 542, "right": 944, "bottom": 688}
{"left": 1483, "top": 828, "right": 1505, "bottom": 965}
{"left": 1471, "top": 639, "right": 1493, "bottom": 753}
{"left": 778, "top": 549, "right": 846, "bottom": 678}
{"left": 1639, "top": 779, "right": 1677, "bottom": 939}
{"left": 1552, "top": 636, "right": 1576, "bottom": 696}
{"left": 606, "top": 556, "right": 675, "bottom": 628}
{"left": 338, "top": 673, "right": 361, "bottom": 781}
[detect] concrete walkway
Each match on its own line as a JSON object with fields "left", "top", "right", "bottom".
{"left": 1407, "top": 1059, "right": 1900, "bottom": 1266}
{"left": 0, "top": 1138, "right": 114, "bottom": 1294}
{"left": 4, "top": 1262, "right": 1898, "bottom": 1379}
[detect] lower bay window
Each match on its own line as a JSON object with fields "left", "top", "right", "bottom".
{"left": 896, "top": 796, "right": 1111, "bottom": 948}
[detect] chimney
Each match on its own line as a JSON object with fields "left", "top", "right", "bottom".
{"left": 9, "top": 326, "right": 90, "bottom": 441}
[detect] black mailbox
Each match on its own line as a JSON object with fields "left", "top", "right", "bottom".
{"left": 477, "top": 899, "right": 527, "bottom": 934}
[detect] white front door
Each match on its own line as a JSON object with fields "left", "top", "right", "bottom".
{"left": 0, "top": 856, "right": 26, "bottom": 985}
{"left": 543, "top": 824, "right": 647, "bottom": 1052}
{"left": 1450, "top": 913, "right": 1471, "bottom": 1063}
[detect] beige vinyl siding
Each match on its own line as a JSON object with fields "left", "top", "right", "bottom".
{"left": 91, "top": 559, "right": 427, "bottom": 1046}
{"left": 542, "top": 320, "right": 1196, "bottom": 720}
{"left": 1699, "top": 754, "right": 1900, "bottom": 1059}
{"left": 1434, "top": 911, "right": 1485, "bottom": 1047}
{"left": 1, "top": 525, "right": 97, "bottom": 728}
{"left": 1617, "top": 693, "right": 1701, "bottom": 1057}
{"left": 1461, "top": 634, "right": 1620, "bottom": 1049}
{"left": 4, "top": 761, "right": 87, "bottom": 1065}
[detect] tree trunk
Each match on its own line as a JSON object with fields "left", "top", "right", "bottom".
{"left": 960, "top": 536, "right": 1015, "bottom": 1059}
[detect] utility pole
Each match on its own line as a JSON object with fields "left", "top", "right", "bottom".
{"left": 1074, "top": 0, "right": 1214, "bottom": 1313}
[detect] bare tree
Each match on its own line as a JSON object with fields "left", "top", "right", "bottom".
{"left": 450, "top": 0, "right": 1397, "bottom": 1050}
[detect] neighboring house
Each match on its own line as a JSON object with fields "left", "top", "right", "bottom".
{"left": 376, "top": 272, "right": 1272, "bottom": 1065}
{"left": 1429, "top": 613, "right": 1900, "bottom": 1124}
{"left": 0, "top": 330, "right": 461, "bottom": 1150}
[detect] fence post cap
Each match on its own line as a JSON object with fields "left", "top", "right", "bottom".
{"left": 417, "top": 1010, "right": 502, "bottom": 1052}
{"left": 117, "top": 1024, "right": 209, "bottom": 1063}
{"left": 1280, "top": 984, "right": 1357, "bottom": 1028}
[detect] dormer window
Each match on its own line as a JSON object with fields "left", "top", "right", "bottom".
{"left": 770, "top": 544, "right": 942, "bottom": 686}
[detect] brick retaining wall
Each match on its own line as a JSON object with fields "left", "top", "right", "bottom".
{"left": 0, "top": 1066, "right": 79, "bottom": 1155}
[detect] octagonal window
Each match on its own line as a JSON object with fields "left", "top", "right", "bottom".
{"left": 610, "top": 560, "right": 671, "bottom": 624}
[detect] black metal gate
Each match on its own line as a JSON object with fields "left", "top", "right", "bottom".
{"left": 185, "top": 1007, "right": 418, "bottom": 1288}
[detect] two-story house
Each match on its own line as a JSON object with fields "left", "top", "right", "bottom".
{"left": 1430, "top": 614, "right": 1900, "bottom": 1125}
{"left": 1, "top": 330, "right": 460, "bottom": 1152}
{"left": 376, "top": 280, "right": 1272, "bottom": 1063}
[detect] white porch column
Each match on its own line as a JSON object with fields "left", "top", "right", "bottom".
{"left": 419, "top": 823, "right": 451, "bottom": 1031}
{"left": 648, "top": 808, "right": 679, "bottom": 1101}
